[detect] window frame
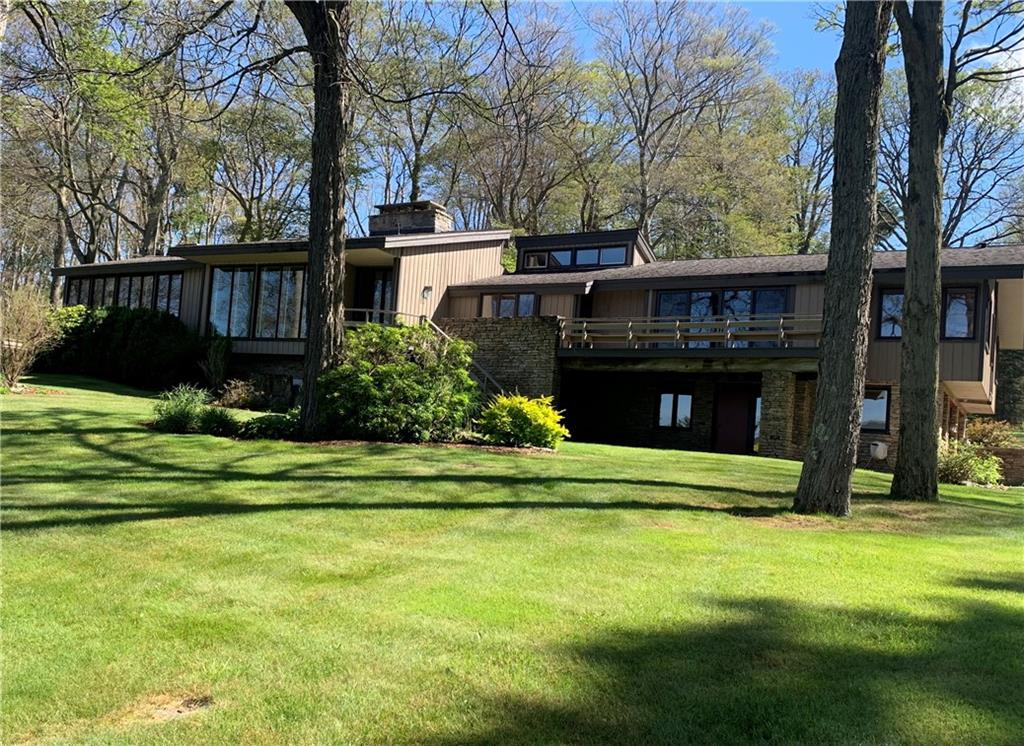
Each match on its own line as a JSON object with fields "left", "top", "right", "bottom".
{"left": 64, "top": 272, "right": 183, "bottom": 317}
{"left": 487, "top": 292, "right": 538, "bottom": 319}
{"left": 876, "top": 288, "right": 905, "bottom": 340}
{"left": 207, "top": 264, "right": 307, "bottom": 341}
{"left": 520, "top": 245, "right": 630, "bottom": 272}
{"left": 860, "top": 385, "right": 892, "bottom": 434}
{"left": 656, "top": 391, "right": 694, "bottom": 430}
{"left": 940, "top": 286, "right": 977, "bottom": 341}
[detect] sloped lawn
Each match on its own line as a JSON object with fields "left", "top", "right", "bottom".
{"left": 3, "top": 375, "right": 1022, "bottom": 745}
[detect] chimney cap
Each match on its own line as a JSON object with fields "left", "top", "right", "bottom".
{"left": 374, "top": 200, "right": 450, "bottom": 215}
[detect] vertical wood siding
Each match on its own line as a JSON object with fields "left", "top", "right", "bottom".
{"left": 447, "top": 295, "right": 479, "bottom": 318}
{"left": 394, "top": 241, "right": 504, "bottom": 321}
{"left": 793, "top": 283, "right": 824, "bottom": 316}
{"left": 591, "top": 289, "right": 647, "bottom": 318}
{"left": 997, "top": 279, "right": 1024, "bottom": 350}
{"left": 539, "top": 294, "right": 577, "bottom": 317}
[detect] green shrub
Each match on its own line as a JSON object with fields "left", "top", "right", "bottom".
{"left": 965, "top": 418, "right": 1018, "bottom": 450}
{"left": 937, "top": 440, "right": 1003, "bottom": 486}
{"left": 217, "top": 378, "right": 266, "bottom": 410}
{"left": 318, "top": 324, "right": 478, "bottom": 443}
{"left": 38, "top": 306, "right": 205, "bottom": 389}
{"left": 196, "top": 406, "right": 240, "bottom": 437}
{"left": 238, "top": 410, "right": 300, "bottom": 440}
{"left": 476, "top": 394, "right": 569, "bottom": 449}
{"left": 152, "top": 384, "right": 211, "bottom": 433}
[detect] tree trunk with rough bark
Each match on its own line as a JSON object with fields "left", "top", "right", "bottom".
{"left": 889, "top": 0, "right": 946, "bottom": 502}
{"left": 286, "top": 0, "right": 352, "bottom": 438}
{"left": 793, "top": 0, "right": 892, "bottom": 516}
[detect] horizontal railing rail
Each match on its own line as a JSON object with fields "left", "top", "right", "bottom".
{"left": 558, "top": 314, "right": 823, "bottom": 350}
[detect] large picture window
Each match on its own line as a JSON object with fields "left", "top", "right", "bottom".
{"left": 861, "top": 387, "right": 890, "bottom": 433}
{"left": 942, "top": 287, "right": 976, "bottom": 339}
{"left": 655, "top": 287, "right": 789, "bottom": 348}
{"left": 64, "top": 272, "right": 182, "bottom": 317}
{"left": 208, "top": 265, "right": 306, "bottom": 339}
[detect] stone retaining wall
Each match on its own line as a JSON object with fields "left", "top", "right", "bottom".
{"left": 992, "top": 447, "right": 1024, "bottom": 486}
{"left": 439, "top": 317, "right": 561, "bottom": 398}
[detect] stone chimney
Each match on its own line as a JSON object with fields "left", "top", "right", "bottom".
{"left": 368, "top": 200, "right": 454, "bottom": 235}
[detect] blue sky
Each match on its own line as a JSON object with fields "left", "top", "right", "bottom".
{"left": 738, "top": 1, "right": 841, "bottom": 74}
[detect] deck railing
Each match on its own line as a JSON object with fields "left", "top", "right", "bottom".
{"left": 558, "top": 314, "right": 823, "bottom": 350}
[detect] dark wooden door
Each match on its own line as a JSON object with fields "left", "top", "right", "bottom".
{"left": 713, "top": 385, "right": 759, "bottom": 454}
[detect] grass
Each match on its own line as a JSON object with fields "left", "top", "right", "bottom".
{"left": 3, "top": 375, "right": 1023, "bottom": 745}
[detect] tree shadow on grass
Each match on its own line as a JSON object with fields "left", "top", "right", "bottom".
{"left": 1, "top": 498, "right": 789, "bottom": 532}
{"left": 425, "top": 589, "right": 1024, "bottom": 745}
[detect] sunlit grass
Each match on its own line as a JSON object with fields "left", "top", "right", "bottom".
{"left": 3, "top": 375, "right": 1022, "bottom": 744}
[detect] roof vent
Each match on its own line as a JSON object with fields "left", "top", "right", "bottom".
{"left": 369, "top": 200, "right": 453, "bottom": 236}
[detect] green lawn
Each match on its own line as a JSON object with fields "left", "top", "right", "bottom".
{"left": 3, "top": 376, "right": 1023, "bottom": 745}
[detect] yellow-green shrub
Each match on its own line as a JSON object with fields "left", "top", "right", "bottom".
{"left": 476, "top": 394, "right": 569, "bottom": 449}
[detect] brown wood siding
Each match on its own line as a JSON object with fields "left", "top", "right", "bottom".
{"left": 591, "top": 289, "right": 647, "bottom": 318}
{"left": 997, "top": 279, "right": 1024, "bottom": 350}
{"left": 394, "top": 240, "right": 504, "bottom": 321}
{"left": 793, "top": 283, "right": 824, "bottom": 316}
{"left": 539, "top": 294, "right": 576, "bottom": 317}
{"left": 867, "top": 338, "right": 982, "bottom": 382}
{"left": 232, "top": 339, "right": 304, "bottom": 356}
{"left": 447, "top": 295, "right": 479, "bottom": 319}
{"left": 179, "top": 267, "right": 206, "bottom": 332}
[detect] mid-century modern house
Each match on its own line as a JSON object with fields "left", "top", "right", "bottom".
{"left": 56, "top": 200, "right": 1024, "bottom": 468}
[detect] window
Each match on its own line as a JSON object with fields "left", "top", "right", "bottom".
{"left": 658, "top": 393, "right": 693, "bottom": 429}
{"left": 522, "top": 246, "right": 629, "bottom": 271}
{"left": 65, "top": 272, "right": 183, "bottom": 317}
{"left": 549, "top": 250, "right": 573, "bottom": 267}
{"left": 209, "top": 267, "right": 255, "bottom": 337}
{"left": 943, "top": 287, "right": 976, "bottom": 339}
{"left": 861, "top": 387, "right": 890, "bottom": 432}
{"left": 600, "top": 246, "right": 627, "bottom": 265}
{"left": 487, "top": 292, "right": 537, "bottom": 319}
{"left": 524, "top": 252, "right": 548, "bottom": 269}
{"left": 878, "top": 290, "right": 904, "bottom": 338}
{"left": 209, "top": 264, "right": 306, "bottom": 340}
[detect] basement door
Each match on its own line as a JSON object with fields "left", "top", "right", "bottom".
{"left": 713, "top": 383, "right": 760, "bottom": 454}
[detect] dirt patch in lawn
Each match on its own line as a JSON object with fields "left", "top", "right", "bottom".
{"left": 3, "top": 386, "right": 67, "bottom": 396}
{"left": 110, "top": 693, "right": 213, "bottom": 725}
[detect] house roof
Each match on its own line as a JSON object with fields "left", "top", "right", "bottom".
{"left": 450, "top": 245, "right": 1024, "bottom": 294}
{"left": 168, "top": 229, "right": 511, "bottom": 259}
{"left": 52, "top": 255, "right": 200, "bottom": 276}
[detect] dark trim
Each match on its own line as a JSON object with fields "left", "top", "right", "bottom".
{"left": 559, "top": 347, "right": 819, "bottom": 360}
{"left": 861, "top": 385, "right": 892, "bottom": 434}
{"left": 53, "top": 258, "right": 197, "bottom": 276}
{"left": 516, "top": 229, "right": 640, "bottom": 251}
{"left": 171, "top": 236, "right": 386, "bottom": 258}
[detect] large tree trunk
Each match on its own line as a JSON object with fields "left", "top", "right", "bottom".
{"left": 889, "top": 1, "right": 946, "bottom": 502}
{"left": 50, "top": 189, "right": 66, "bottom": 304}
{"left": 793, "top": 1, "right": 892, "bottom": 516}
{"left": 286, "top": 0, "right": 352, "bottom": 438}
